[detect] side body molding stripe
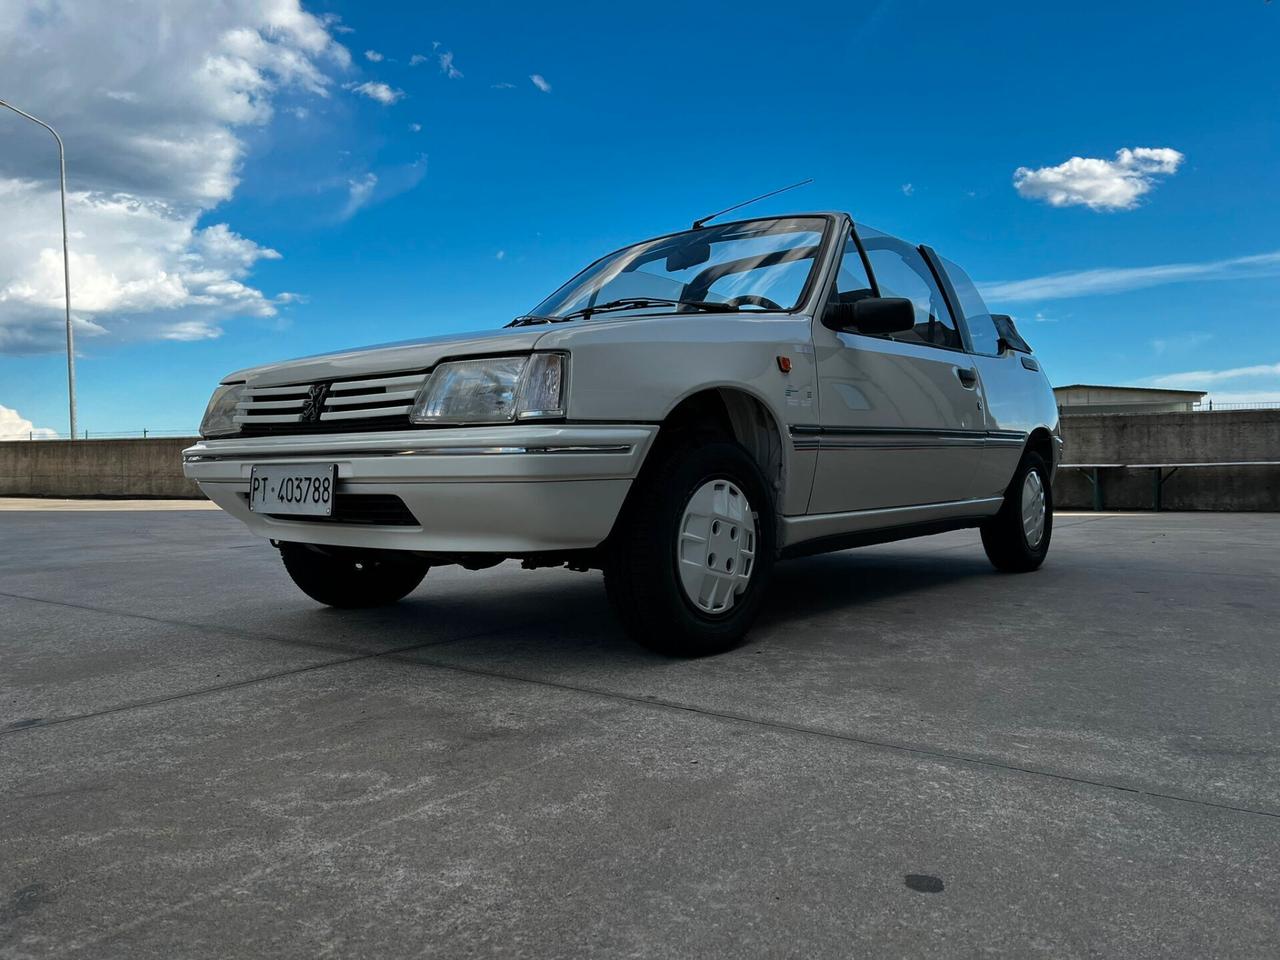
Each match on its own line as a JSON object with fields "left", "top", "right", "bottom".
{"left": 787, "top": 424, "right": 1028, "bottom": 451}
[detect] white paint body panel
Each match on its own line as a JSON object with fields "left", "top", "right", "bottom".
{"left": 808, "top": 328, "right": 987, "bottom": 512}
{"left": 969, "top": 352, "right": 1061, "bottom": 497}
{"left": 533, "top": 312, "right": 818, "bottom": 517}
{"left": 220, "top": 327, "right": 547, "bottom": 388}
{"left": 185, "top": 425, "right": 655, "bottom": 553}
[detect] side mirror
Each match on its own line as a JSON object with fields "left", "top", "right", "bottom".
{"left": 824, "top": 297, "right": 915, "bottom": 335}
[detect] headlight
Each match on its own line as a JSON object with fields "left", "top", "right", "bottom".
{"left": 200, "top": 382, "right": 246, "bottom": 438}
{"left": 410, "top": 353, "right": 568, "bottom": 424}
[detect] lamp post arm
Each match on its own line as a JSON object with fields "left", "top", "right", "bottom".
{"left": 0, "top": 98, "right": 78, "bottom": 439}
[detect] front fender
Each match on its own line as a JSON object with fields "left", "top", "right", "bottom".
{"left": 535, "top": 314, "right": 818, "bottom": 516}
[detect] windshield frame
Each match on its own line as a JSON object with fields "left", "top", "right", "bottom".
{"left": 528, "top": 214, "right": 841, "bottom": 321}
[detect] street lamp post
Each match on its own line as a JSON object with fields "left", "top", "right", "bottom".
{"left": 0, "top": 98, "right": 78, "bottom": 439}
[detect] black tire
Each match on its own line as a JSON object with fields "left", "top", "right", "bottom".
{"left": 279, "top": 542, "right": 429, "bottom": 608}
{"left": 981, "top": 451, "right": 1053, "bottom": 572}
{"left": 603, "top": 437, "right": 776, "bottom": 656}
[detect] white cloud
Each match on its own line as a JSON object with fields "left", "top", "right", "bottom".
{"left": 347, "top": 81, "right": 404, "bottom": 104}
{"left": 0, "top": 403, "right": 57, "bottom": 440}
{"left": 0, "top": 0, "right": 348, "bottom": 354}
{"left": 495, "top": 250, "right": 506, "bottom": 261}
{"left": 409, "top": 122, "right": 422, "bottom": 133}
{"left": 1145, "top": 362, "right": 1280, "bottom": 390}
{"left": 1013, "top": 147, "right": 1183, "bottom": 211}
{"left": 0, "top": 188, "right": 296, "bottom": 352}
{"left": 1, "top": 2, "right": 347, "bottom": 202}
{"left": 320, "top": 13, "right": 354, "bottom": 35}
{"left": 409, "top": 54, "right": 428, "bottom": 66}
{"left": 530, "top": 74, "right": 552, "bottom": 93}
{"left": 3, "top": 198, "right": 283, "bottom": 318}
{"left": 364, "top": 49, "right": 383, "bottom": 62}
{"left": 161, "top": 320, "right": 222, "bottom": 341}
{"left": 1011, "top": 311, "right": 1059, "bottom": 325}
{"left": 980, "top": 250, "right": 1280, "bottom": 303}
{"left": 334, "top": 155, "right": 427, "bottom": 223}
{"left": 438, "top": 51, "right": 463, "bottom": 79}
{"left": 901, "top": 183, "right": 913, "bottom": 196}
{"left": 1144, "top": 364, "right": 1280, "bottom": 408}
{"left": 341, "top": 173, "right": 378, "bottom": 220}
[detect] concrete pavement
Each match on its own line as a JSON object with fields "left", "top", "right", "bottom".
{"left": 2, "top": 506, "right": 1278, "bottom": 958}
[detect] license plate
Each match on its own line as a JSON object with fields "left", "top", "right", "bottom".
{"left": 249, "top": 464, "right": 336, "bottom": 516}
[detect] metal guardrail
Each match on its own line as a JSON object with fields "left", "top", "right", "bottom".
{"left": 1061, "top": 461, "right": 1280, "bottom": 511}
{"left": 1192, "top": 401, "right": 1280, "bottom": 412}
{"left": 0, "top": 429, "right": 198, "bottom": 441}
{"left": 1059, "top": 402, "right": 1280, "bottom": 417}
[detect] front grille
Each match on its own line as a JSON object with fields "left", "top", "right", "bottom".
{"left": 241, "top": 492, "right": 420, "bottom": 526}
{"left": 235, "top": 370, "right": 428, "bottom": 436}
{"left": 237, "top": 416, "right": 412, "bottom": 438}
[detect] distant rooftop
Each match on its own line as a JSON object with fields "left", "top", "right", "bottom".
{"left": 1054, "top": 384, "right": 1207, "bottom": 398}
{"left": 1053, "top": 383, "right": 1207, "bottom": 416}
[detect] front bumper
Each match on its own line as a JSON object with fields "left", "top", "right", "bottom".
{"left": 183, "top": 424, "right": 657, "bottom": 553}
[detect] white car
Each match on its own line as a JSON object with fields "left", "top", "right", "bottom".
{"left": 185, "top": 213, "right": 1060, "bottom": 655}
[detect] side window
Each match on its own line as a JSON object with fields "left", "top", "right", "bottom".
{"left": 856, "top": 226, "right": 962, "bottom": 350}
{"left": 827, "top": 230, "right": 875, "bottom": 306}
{"left": 940, "top": 255, "right": 1000, "bottom": 356}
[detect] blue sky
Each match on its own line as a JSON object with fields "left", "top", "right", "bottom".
{"left": 1, "top": 0, "right": 1278, "bottom": 436}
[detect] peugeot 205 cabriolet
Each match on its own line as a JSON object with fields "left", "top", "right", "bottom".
{"left": 185, "top": 212, "right": 1059, "bottom": 655}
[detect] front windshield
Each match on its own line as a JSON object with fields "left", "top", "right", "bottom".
{"left": 529, "top": 216, "right": 829, "bottom": 319}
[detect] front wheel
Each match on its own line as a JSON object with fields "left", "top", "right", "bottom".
{"left": 279, "top": 542, "right": 429, "bottom": 608}
{"left": 603, "top": 438, "right": 775, "bottom": 656}
{"left": 981, "top": 451, "right": 1053, "bottom": 572}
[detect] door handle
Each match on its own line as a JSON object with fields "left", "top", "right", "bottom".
{"left": 955, "top": 367, "right": 978, "bottom": 389}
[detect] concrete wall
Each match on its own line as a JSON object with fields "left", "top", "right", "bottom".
{"left": 0, "top": 437, "right": 201, "bottom": 499}
{"left": 1056, "top": 410, "right": 1280, "bottom": 511}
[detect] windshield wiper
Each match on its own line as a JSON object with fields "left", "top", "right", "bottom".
{"left": 505, "top": 314, "right": 574, "bottom": 328}
{"left": 508, "top": 298, "right": 749, "bottom": 328}
{"left": 563, "top": 297, "right": 741, "bottom": 321}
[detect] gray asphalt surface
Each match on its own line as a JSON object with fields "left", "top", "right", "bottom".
{"left": 2, "top": 505, "right": 1278, "bottom": 958}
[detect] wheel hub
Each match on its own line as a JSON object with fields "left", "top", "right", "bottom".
{"left": 677, "top": 479, "right": 757, "bottom": 615}
{"left": 1021, "top": 470, "right": 1046, "bottom": 548}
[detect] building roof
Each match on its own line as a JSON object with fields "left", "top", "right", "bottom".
{"left": 1053, "top": 384, "right": 1207, "bottom": 398}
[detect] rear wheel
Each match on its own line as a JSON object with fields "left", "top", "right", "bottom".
{"left": 603, "top": 438, "right": 775, "bottom": 656}
{"left": 279, "top": 542, "right": 429, "bottom": 608}
{"left": 981, "top": 451, "right": 1053, "bottom": 572}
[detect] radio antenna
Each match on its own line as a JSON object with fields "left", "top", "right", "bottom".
{"left": 691, "top": 178, "right": 814, "bottom": 230}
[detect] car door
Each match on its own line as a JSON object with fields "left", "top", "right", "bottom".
{"left": 808, "top": 225, "right": 986, "bottom": 515}
{"left": 928, "top": 249, "right": 1039, "bottom": 499}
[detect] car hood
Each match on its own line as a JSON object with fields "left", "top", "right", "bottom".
{"left": 223, "top": 326, "right": 548, "bottom": 387}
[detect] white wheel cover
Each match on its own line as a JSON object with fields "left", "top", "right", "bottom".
{"left": 677, "top": 479, "right": 757, "bottom": 615}
{"left": 1021, "top": 470, "right": 1046, "bottom": 548}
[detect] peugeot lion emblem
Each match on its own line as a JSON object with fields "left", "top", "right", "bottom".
{"left": 300, "top": 382, "right": 330, "bottom": 423}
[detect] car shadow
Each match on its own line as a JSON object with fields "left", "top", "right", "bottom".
{"left": 756, "top": 548, "right": 995, "bottom": 629}
{"left": 310, "top": 543, "right": 999, "bottom": 664}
